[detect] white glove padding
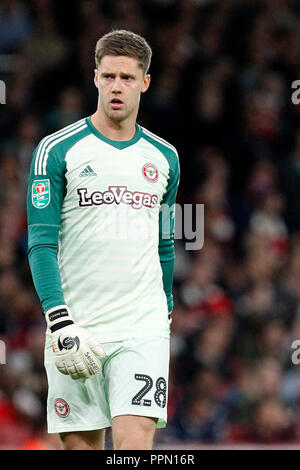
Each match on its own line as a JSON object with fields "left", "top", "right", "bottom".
{"left": 52, "top": 324, "right": 106, "bottom": 380}
{"left": 46, "top": 305, "right": 106, "bottom": 380}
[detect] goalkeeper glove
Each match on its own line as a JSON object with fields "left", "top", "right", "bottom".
{"left": 45, "top": 305, "right": 106, "bottom": 380}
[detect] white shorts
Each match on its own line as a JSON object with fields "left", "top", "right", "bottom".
{"left": 44, "top": 336, "right": 170, "bottom": 434}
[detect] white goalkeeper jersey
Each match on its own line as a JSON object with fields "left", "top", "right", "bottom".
{"left": 27, "top": 117, "right": 180, "bottom": 343}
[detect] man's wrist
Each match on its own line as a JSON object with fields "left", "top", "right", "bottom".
{"left": 45, "top": 305, "right": 74, "bottom": 333}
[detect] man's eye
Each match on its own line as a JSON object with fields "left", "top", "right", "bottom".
{"left": 123, "top": 76, "right": 132, "bottom": 80}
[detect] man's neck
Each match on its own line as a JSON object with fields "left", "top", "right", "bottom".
{"left": 91, "top": 110, "right": 137, "bottom": 142}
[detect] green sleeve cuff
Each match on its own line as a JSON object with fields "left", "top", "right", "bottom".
{"left": 160, "top": 258, "right": 174, "bottom": 312}
{"left": 159, "top": 237, "right": 175, "bottom": 312}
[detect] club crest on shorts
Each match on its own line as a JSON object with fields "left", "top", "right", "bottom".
{"left": 54, "top": 398, "right": 70, "bottom": 418}
{"left": 142, "top": 163, "right": 158, "bottom": 183}
{"left": 32, "top": 179, "right": 50, "bottom": 209}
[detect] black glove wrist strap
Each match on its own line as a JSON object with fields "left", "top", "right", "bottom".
{"left": 50, "top": 319, "right": 74, "bottom": 333}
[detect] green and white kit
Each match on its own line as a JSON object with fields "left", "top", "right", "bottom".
{"left": 27, "top": 116, "right": 180, "bottom": 430}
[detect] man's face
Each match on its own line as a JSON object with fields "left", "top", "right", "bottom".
{"left": 94, "top": 55, "right": 150, "bottom": 123}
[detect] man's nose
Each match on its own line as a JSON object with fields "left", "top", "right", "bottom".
{"left": 111, "top": 77, "right": 122, "bottom": 92}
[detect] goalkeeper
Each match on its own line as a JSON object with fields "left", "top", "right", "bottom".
{"left": 27, "top": 30, "right": 179, "bottom": 450}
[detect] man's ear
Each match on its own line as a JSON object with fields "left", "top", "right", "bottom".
{"left": 142, "top": 74, "right": 151, "bottom": 93}
{"left": 94, "top": 69, "right": 98, "bottom": 89}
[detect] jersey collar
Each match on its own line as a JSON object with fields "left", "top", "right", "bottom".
{"left": 86, "top": 116, "right": 142, "bottom": 150}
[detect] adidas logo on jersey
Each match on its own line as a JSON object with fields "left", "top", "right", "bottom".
{"left": 79, "top": 165, "right": 97, "bottom": 177}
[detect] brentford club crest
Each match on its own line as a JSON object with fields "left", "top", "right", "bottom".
{"left": 142, "top": 163, "right": 159, "bottom": 183}
{"left": 54, "top": 398, "right": 70, "bottom": 418}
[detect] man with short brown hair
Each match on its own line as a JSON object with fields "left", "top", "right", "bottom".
{"left": 27, "top": 29, "right": 180, "bottom": 450}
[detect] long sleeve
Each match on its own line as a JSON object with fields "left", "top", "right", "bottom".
{"left": 27, "top": 144, "right": 67, "bottom": 314}
{"left": 158, "top": 150, "right": 180, "bottom": 313}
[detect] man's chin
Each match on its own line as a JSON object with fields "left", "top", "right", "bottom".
{"left": 107, "top": 110, "right": 128, "bottom": 122}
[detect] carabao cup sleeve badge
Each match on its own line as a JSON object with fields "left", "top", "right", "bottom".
{"left": 32, "top": 179, "right": 51, "bottom": 209}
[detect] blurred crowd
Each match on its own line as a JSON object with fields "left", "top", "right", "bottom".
{"left": 0, "top": 0, "right": 300, "bottom": 449}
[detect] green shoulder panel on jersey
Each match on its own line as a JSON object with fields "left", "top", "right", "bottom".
{"left": 27, "top": 119, "right": 91, "bottom": 251}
